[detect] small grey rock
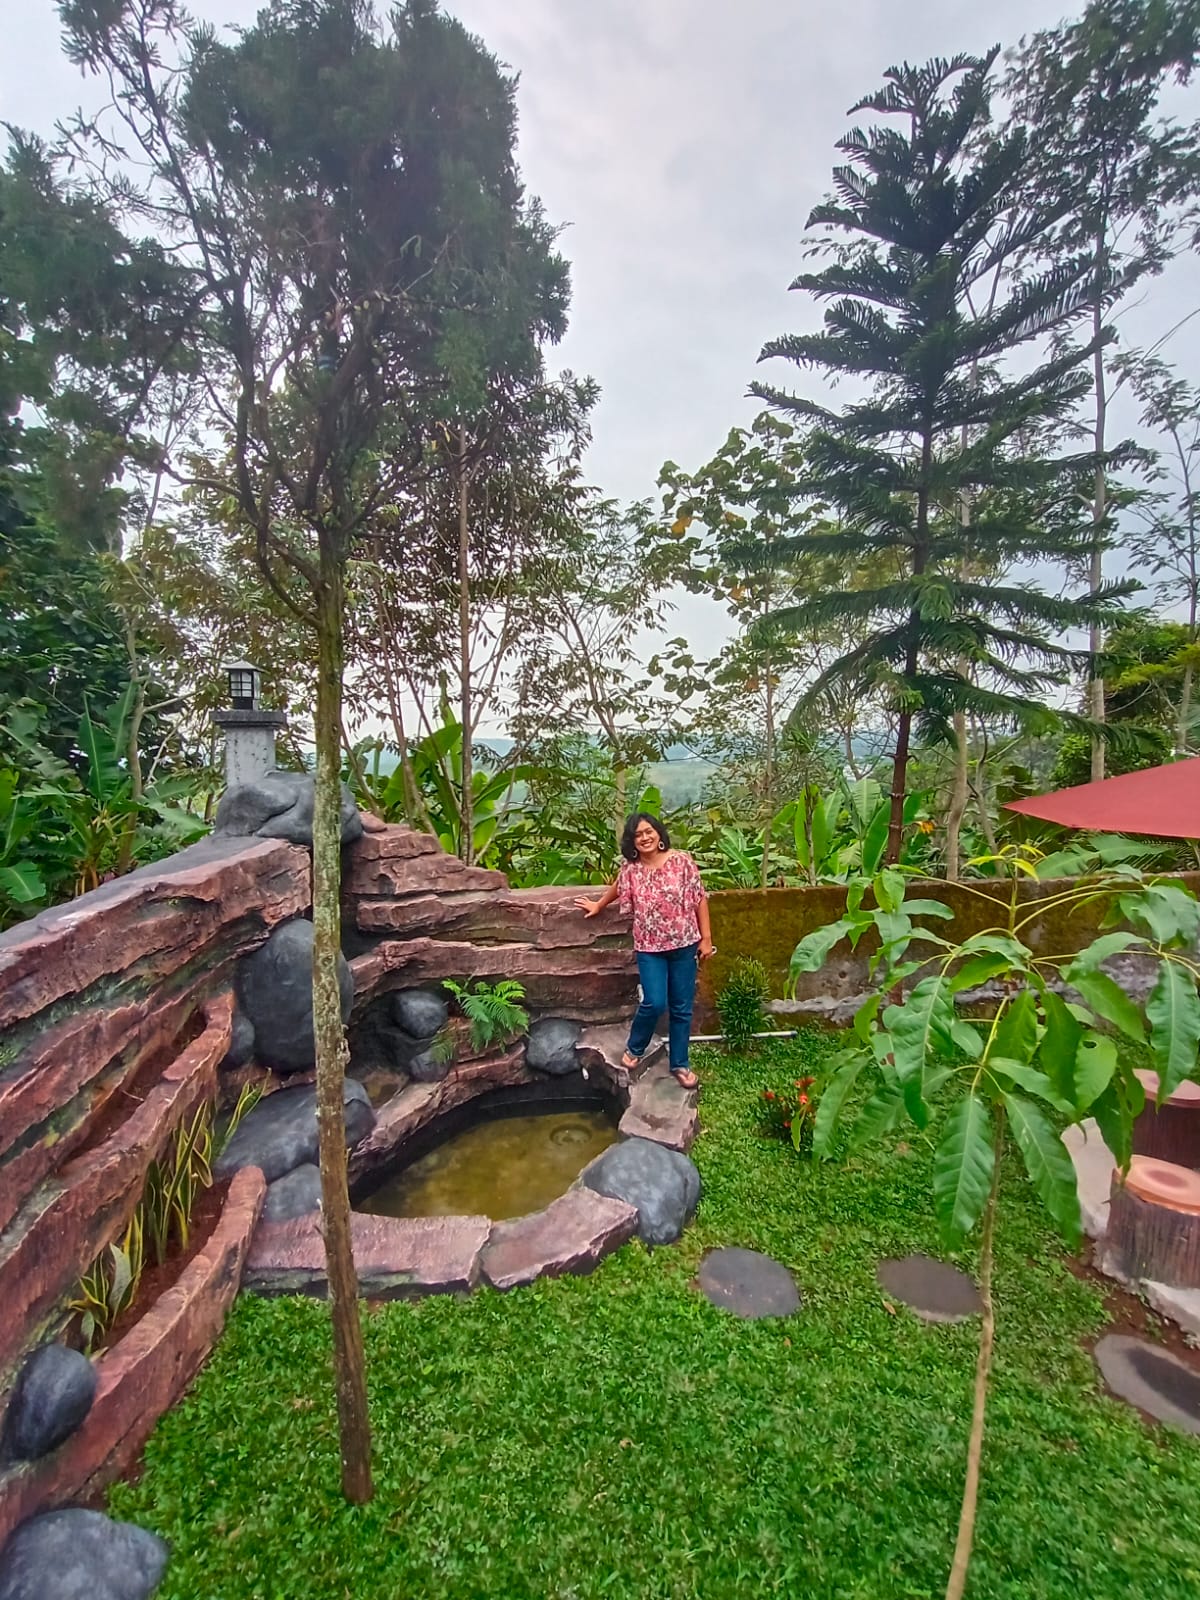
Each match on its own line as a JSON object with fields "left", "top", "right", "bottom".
{"left": 390, "top": 988, "right": 449, "bottom": 1041}
{"left": 215, "top": 1080, "right": 374, "bottom": 1183}
{"left": 235, "top": 919, "right": 354, "bottom": 1075}
{"left": 1, "top": 1345, "right": 97, "bottom": 1462}
{"left": 408, "top": 1047, "right": 450, "bottom": 1085}
{"left": 262, "top": 1164, "right": 323, "bottom": 1223}
{"left": 580, "top": 1137, "right": 700, "bottom": 1246}
{"left": 213, "top": 769, "right": 362, "bottom": 847}
{"left": 526, "top": 1017, "right": 582, "bottom": 1076}
{"left": 222, "top": 1006, "right": 256, "bottom": 1070}
{"left": 0, "top": 1508, "right": 168, "bottom": 1600}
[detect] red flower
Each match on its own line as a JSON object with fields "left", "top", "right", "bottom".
{"left": 764, "top": 1090, "right": 775, "bottom": 1100}
{"left": 798, "top": 1094, "right": 809, "bottom": 1107}
{"left": 783, "top": 1119, "right": 791, "bottom": 1129}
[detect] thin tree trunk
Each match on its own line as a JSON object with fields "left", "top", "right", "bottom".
{"left": 457, "top": 437, "right": 474, "bottom": 864}
{"left": 886, "top": 709, "right": 913, "bottom": 866}
{"left": 614, "top": 762, "right": 627, "bottom": 846}
{"left": 118, "top": 620, "right": 146, "bottom": 875}
{"left": 944, "top": 1119, "right": 1004, "bottom": 1600}
{"left": 313, "top": 536, "right": 373, "bottom": 1505}
{"left": 1090, "top": 267, "right": 1108, "bottom": 782}
{"left": 945, "top": 710, "right": 968, "bottom": 882}
{"left": 1179, "top": 662, "right": 1194, "bottom": 758}
{"left": 761, "top": 648, "right": 775, "bottom": 889}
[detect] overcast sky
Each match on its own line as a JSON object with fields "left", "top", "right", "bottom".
{"left": 4, "top": 1, "right": 1198, "bottom": 728}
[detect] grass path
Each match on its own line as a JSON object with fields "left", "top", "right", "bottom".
{"left": 110, "top": 1034, "right": 1200, "bottom": 1599}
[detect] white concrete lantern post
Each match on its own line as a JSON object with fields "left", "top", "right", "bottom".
{"left": 212, "top": 660, "right": 288, "bottom": 788}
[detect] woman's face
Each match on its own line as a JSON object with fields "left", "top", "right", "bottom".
{"left": 633, "top": 821, "right": 661, "bottom": 856}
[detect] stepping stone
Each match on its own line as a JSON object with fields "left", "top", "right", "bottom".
{"left": 877, "top": 1254, "right": 982, "bottom": 1323}
{"left": 1094, "top": 1334, "right": 1200, "bottom": 1435}
{"left": 697, "top": 1247, "right": 800, "bottom": 1319}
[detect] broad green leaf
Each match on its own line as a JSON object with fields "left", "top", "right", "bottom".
{"left": 1035, "top": 847, "right": 1093, "bottom": 880}
{"left": 1003, "top": 1093, "right": 1081, "bottom": 1247}
{"left": 874, "top": 868, "right": 906, "bottom": 913}
{"left": 883, "top": 974, "right": 955, "bottom": 1126}
{"left": 852, "top": 993, "right": 881, "bottom": 1044}
{"left": 1118, "top": 884, "right": 1200, "bottom": 948}
{"left": 850, "top": 1083, "right": 904, "bottom": 1149}
{"left": 813, "top": 1055, "right": 865, "bottom": 1157}
{"left": 900, "top": 899, "right": 956, "bottom": 920}
{"left": 957, "top": 931, "right": 1029, "bottom": 965}
{"left": 1091, "top": 1081, "right": 1133, "bottom": 1173}
{"left": 1064, "top": 968, "right": 1147, "bottom": 1045}
{"left": 0, "top": 861, "right": 47, "bottom": 903}
{"left": 108, "top": 1243, "right": 133, "bottom": 1310}
{"left": 985, "top": 1058, "right": 1072, "bottom": 1113}
{"left": 1069, "top": 931, "right": 1147, "bottom": 972}
{"left": 1145, "top": 958, "right": 1200, "bottom": 1101}
{"left": 788, "top": 919, "right": 855, "bottom": 979}
{"left": 933, "top": 1092, "right": 995, "bottom": 1245}
{"left": 874, "top": 909, "right": 913, "bottom": 951}
{"left": 950, "top": 1019, "right": 984, "bottom": 1057}
{"left": 1074, "top": 1032, "right": 1118, "bottom": 1113}
{"left": 844, "top": 776, "right": 880, "bottom": 830}
{"left": 949, "top": 954, "right": 1012, "bottom": 994}
{"left": 861, "top": 803, "right": 890, "bottom": 876}
{"left": 991, "top": 990, "right": 1038, "bottom": 1065}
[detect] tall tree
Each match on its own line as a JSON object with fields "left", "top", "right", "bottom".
{"left": 58, "top": 0, "right": 569, "bottom": 1501}
{"left": 1114, "top": 352, "right": 1200, "bottom": 751}
{"left": 653, "top": 413, "right": 888, "bottom": 861}
{"left": 753, "top": 51, "right": 1129, "bottom": 865}
{"left": 1006, "top": 0, "right": 1200, "bottom": 778}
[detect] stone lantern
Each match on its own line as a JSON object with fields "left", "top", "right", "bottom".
{"left": 212, "top": 660, "right": 287, "bottom": 788}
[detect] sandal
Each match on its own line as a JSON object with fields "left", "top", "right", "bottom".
{"left": 670, "top": 1066, "right": 699, "bottom": 1091}
{"left": 621, "top": 1051, "right": 642, "bottom": 1070}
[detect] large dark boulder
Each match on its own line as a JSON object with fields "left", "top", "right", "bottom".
{"left": 580, "top": 1138, "right": 700, "bottom": 1246}
{"left": 235, "top": 919, "right": 353, "bottom": 1075}
{"left": 390, "top": 988, "right": 449, "bottom": 1041}
{"left": 261, "top": 1164, "right": 323, "bottom": 1223}
{"left": 1, "top": 1345, "right": 97, "bottom": 1463}
{"left": 0, "top": 1508, "right": 168, "bottom": 1600}
{"left": 213, "top": 769, "right": 362, "bottom": 847}
{"left": 222, "top": 1005, "right": 256, "bottom": 1070}
{"left": 526, "top": 1017, "right": 582, "bottom": 1076}
{"left": 215, "top": 1081, "right": 374, "bottom": 1184}
{"left": 408, "top": 1047, "right": 451, "bottom": 1085}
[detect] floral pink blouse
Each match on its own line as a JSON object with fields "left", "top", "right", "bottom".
{"left": 617, "top": 851, "right": 707, "bottom": 953}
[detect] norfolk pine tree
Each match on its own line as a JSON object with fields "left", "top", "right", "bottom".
{"left": 753, "top": 51, "right": 1130, "bottom": 865}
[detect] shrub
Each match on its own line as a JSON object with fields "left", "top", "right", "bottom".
{"left": 716, "top": 957, "right": 770, "bottom": 1053}
{"left": 759, "top": 1076, "right": 817, "bottom": 1155}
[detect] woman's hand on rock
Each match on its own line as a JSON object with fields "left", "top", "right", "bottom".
{"left": 576, "top": 897, "right": 602, "bottom": 917}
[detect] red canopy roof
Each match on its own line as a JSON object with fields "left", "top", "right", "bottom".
{"left": 1005, "top": 758, "right": 1200, "bottom": 840}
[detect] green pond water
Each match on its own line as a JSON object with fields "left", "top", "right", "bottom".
{"left": 357, "top": 1108, "right": 620, "bottom": 1221}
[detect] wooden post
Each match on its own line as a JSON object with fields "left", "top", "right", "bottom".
{"left": 1107, "top": 1157, "right": 1200, "bottom": 1289}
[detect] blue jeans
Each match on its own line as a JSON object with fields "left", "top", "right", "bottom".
{"left": 628, "top": 944, "right": 699, "bottom": 1072}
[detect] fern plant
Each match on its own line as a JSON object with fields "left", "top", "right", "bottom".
{"left": 441, "top": 978, "right": 530, "bottom": 1055}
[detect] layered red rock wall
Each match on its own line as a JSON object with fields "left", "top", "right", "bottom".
{"left": 0, "top": 836, "right": 309, "bottom": 1380}
{"left": 345, "top": 825, "right": 639, "bottom": 1022}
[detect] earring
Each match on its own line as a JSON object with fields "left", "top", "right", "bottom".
{"left": 659, "top": 840, "right": 666, "bottom": 851}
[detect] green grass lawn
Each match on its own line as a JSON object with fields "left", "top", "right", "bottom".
{"left": 109, "top": 1033, "right": 1200, "bottom": 1599}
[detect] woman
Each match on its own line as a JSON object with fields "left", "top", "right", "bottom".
{"left": 576, "top": 812, "right": 714, "bottom": 1091}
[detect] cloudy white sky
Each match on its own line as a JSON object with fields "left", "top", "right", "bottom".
{"left": 3, "top": 1, "right": 1198, "bottom": 724}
